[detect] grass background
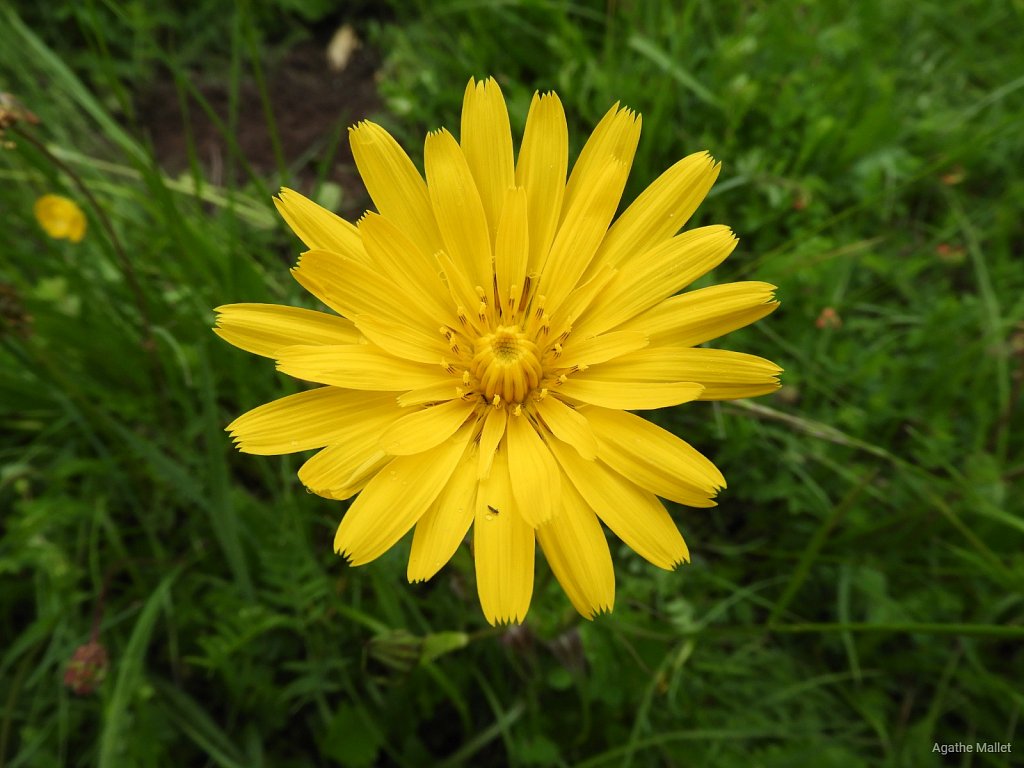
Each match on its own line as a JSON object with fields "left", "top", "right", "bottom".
{"left": 2, "top": 1, "right": 1023, "bottom": 765}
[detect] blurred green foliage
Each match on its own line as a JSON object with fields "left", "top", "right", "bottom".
{"left": 2, "top": 0, "right": 1023, "bottom": 766}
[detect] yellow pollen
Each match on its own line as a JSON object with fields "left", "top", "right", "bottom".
{"left": 471, "top": 325, "right": 544, "bottom": 404}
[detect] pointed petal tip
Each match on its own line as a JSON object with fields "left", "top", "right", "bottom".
{"left": 464, "top": 75, "right": 500, "bottom": 93}
{"left": 485, "top": 609, "right": 528, "bottom": 627}
{"left": 691, "top": 149, "right": 718, "bottom": 166}
{"left": 338, "top": 547, "right": 367, "bottom": 566}
{"left": 426, "top": 127, "right": 452, "bottom": 141}
{"left": 347, "top": 119, "right": 386, "bottom": 140}
{"left": 669, "top": 549, "right": 691, "bottom": 570}
{"left": 581, "top": 603, "right": 615, "bottom": 621}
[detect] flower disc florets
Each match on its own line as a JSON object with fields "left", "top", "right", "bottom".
{"left": 470, "top": 324, "right": 543, "bottom": 405}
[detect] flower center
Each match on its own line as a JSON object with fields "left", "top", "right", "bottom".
{"left": 471, "top": 326, "right": 543, "bottom": 404}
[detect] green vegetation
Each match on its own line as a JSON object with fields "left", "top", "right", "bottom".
{"left": 2, "top": 1, "right": 1023, "bottom": 765}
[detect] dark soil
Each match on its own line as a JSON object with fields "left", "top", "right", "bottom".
{"left": 136, "top": 40, "right": 381, "bottom": 218}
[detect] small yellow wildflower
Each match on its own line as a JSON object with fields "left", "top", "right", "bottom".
{"left": 216, "top": 77, "right": 782, "bottom": 624}
{"left": 34, "top": 194, "right": 87, "bottom": 243}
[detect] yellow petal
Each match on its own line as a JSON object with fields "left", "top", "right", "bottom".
{"left": 574, "top": 225, "right": 738, "bottom": 338}
{"left": 562, "top": 103, "right": 640, "bottom": 225}
{"left": 379, "top": 398, "right": 478, "bottom": 455}
{"left": 539, "top": 159, "right": 630, "bottom": 315}
{"left": 348, "top": 121, "right": 443, "bottom": 256}
{"left": 494, "top": 186, "right": 529, "bottom": 316}
{"left": 556, "top": 378, "right": 704, "bottom": 410}
{"left": 355, "top": 314, "right": 448, "bottom": 365}
{"left": 398, "top": 381, "right": 461, "bottom": 407}
{"left": 274, "top": 188, "right": 367, "bottom": 261}
{"left": 436, "top": 252, "right": 486, "bottom": 336}
{"left": 474, "top": 448, "right": 535, "bottom": 625}
{"left": 214, "top": 303, "right": 359, "bottom": 358}
{"left": 590, "top": 348, "right": 783, "bottom": 400}
{"left": 289, "top": 249, "right": 349, "bottom": 316}
{"left": 316, "top": 451, "right": 388, "bottom": 501}
{"left": 276, "top": 344, "right": 448, "bottom": 391}
{"left": 550, "top": 263, "right": 617, "bottom": 340}
{"left": 583, "top": 406, "right": 725, "bottom": 504}
{"left": 358, "top": 213, "right": 457, "bottom": 325}
{"left": 594, "top": 151, "right": 720, "bottom": 269}
{"left": 617, "top": 281, "right": 779, "bottom": 347}
{"left": 292, "top": 249, "right": 437, "bottom": 329}
{"left": 299, "top": 409, "right": 394, "bottom": 494}
{"left": 505, "top": 411, "right": 560, "bottom": 526}
{"left": 515, "top": 91, "right": 568, "bottom": 273}
{"left": 549, "top": 440, "right": 689, "bottom": 570}
{"left": 408, "top": 444, "right": 478, "bottom": 582}
{"left": 477, "top": 405, "right": 507, "bottom": 478}
{"left": 301, "top": 447, "right": 386, "bottom": 500}
{"left": 227, "top": 388, "right": 398, "bottom": 455}
{"left": 461, "top": 77, "right": 515, "bottom": 241}
{"left": 537, "top": 480, "right": 614, "bottom": 619}
{"left": 335, "top": 422, "right": 474, "bottom": 566}
{"left": 533, "top": 397, "right": 597, "bottom": 460}
{"left": 557, "top": 330, "right": 648, "bottom": 369}
{"left": 424, "top": 128, "right": 492, "bottom": 289}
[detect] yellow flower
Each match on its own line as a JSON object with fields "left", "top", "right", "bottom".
{"left": 215, "top": 78, "right": 781, "bottom": 624}
{"left": 34, "top": 194, "right": 87, "bottom": 243}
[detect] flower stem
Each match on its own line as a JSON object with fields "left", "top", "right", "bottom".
{"left": 12, "top": 124, "right": 165, "bottom": 400}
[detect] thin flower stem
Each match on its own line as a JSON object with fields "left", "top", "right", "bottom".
{"left": 12, "top": 124, "right": 166, "bottom": 401}
{"left": 89, "top": 562, "right": 120, "bottom": 643}
{"left": 13, "top": 126, "right": 152, "bottom": 335}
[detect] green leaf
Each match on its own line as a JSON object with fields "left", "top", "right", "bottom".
{"left": 98, "top": 569, "right": 180, "bottom": 768}
{"left": 322, "top": 703, "right": 383, "bottom": 768}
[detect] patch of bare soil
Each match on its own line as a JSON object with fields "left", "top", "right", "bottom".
{"left": 137, "top": 39, "right": 381, "bottom": 218}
